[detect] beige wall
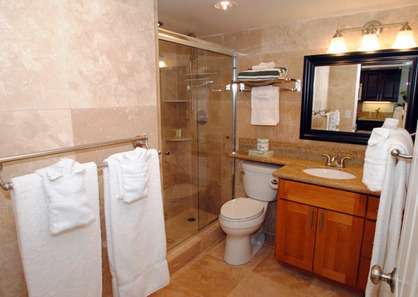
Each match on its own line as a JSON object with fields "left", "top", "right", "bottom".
{"left": 0, "top": 1, "right": 159, "bottom": 297}
{"left": 203, "top": 4, "right": 418, "bottom": 236}
{"left": 204, "top": 4, "right": 418, "bottom": 153}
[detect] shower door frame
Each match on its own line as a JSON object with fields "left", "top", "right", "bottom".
{"left": 157, "top": 28, "right": 239, "bottom": 211}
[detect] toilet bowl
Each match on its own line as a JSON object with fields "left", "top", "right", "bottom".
{"left": 219, "top": 161, "right": 279, "bottom": 265}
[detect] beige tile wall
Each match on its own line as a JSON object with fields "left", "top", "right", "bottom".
{"left": 203, "top": 4, "right": 418, "bottom": 236}
{"left": 0, "top": 1, "right": 159, "bottom": 297}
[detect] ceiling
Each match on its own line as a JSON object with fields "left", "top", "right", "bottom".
{"left": 158, "top": 0, "right": 417, "bottom": 36}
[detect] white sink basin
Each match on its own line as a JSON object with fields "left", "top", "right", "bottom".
{"left": 303, "top": 168, "right": 356, "bottom": 180}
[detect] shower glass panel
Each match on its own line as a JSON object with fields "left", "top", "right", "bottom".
{"left": 159, "top": 40, "right": 232, "bottom": 249}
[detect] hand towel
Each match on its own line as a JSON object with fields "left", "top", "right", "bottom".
{"left": 325, "top": 110, "right": 340, "bottom": 131}
{"left": 365, "top": 129, "right": 413, "bottom": 297}
{"left": 35, "top": 158, "right": 95, "bottom": 235}
{"left": 106, "top": 148, "right": 149, "bottom": 203}
{"left": 104, "top": 149, "right": 169, "bottom": 297}
{"left": 362, "top": 120, "right": 412, "bottom": 192}
{"left": 11, "top": 162, "right": 102, "bottom": 297}
{"left": 251, "top": 86, "right": 279, "bottom": 126}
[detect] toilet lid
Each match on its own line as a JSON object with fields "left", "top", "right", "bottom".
{"left": 220, "top": 198, "right": 266, "bottom": 221}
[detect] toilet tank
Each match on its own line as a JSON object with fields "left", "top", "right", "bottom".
{"left": 241, "top": 161, "right": 281, "bottom": 202}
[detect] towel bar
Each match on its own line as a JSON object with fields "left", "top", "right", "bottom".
{"left": 391, "top": 149, "right": 413, "bottom": 161}
{"left": 0, "top": 135, "right": 149, "bottom": 192}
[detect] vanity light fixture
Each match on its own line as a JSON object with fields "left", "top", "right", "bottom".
{"left": 327, "top": 30, "right": 347, "bottom": 54}
{"left": 359, "top": 21, "right": 381, "bottom": 51}
{"left": 328, "top": 20, "right": 416, "bottom": 54}
{"left": 393, "top": 23, "right": 417, "bottom": 49}
{"left": 214, "top": 1, "right": 237, "bottom": 11}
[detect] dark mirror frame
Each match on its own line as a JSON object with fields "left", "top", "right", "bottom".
{"left": 300, "top": 48, "right": 418, "bottom": 145}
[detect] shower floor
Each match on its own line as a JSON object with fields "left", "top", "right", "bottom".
{"left": 166, "top": 207, "right": 218, "bottom": 249}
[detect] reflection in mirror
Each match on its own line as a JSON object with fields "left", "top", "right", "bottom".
{"left": 311, "top": 61, "right": 413, "bottom": 133}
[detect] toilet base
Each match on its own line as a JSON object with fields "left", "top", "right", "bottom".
{"left": 224, "top": 229, "right": 265, "bottom": 265}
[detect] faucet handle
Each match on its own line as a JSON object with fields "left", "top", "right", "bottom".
{"left": 337, "top": 156, "right": 352, "bottom": 168}
{"left": 321, "top": 154, "right": 332, "bottom": 166}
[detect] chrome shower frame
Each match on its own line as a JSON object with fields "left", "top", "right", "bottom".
{"left": 157, "top": 28, "right": 239, "bottom": 198}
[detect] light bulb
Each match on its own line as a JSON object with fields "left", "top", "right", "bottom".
{"left": 393, "top": 23, "right": 416, "bottom": 49}
{"left": 328, "top": 31, "right": 347, "bottom": 54}
{"left": 214, "top": 1, "right": 237, "bottom": 11}
{"left": 159, "top": 58, "right": 167, "bottom": 68}
{"left": 359, "top": 33, "right": 380, "bottom": 51}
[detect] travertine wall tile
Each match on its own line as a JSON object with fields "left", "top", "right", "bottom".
{"left": 0, "top": 1, "right": 158, "bottom": 297}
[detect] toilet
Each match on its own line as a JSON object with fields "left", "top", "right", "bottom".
{"left": 219, "top": 161, "right": 279, "bottom": 265}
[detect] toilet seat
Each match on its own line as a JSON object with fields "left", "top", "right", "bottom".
{"left": 220, "top": 198, "right": 266, "bottom": 222}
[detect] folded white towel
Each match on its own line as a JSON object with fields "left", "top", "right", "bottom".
{"left": 11, "top": 162, "right": 102, "bottom": 297}
{"left": 251, "top": 86, "right": 279, "bottom": 126}
{"left": 252, "top": 61, "right": 276, "bottom": 70}
{"left": 106, "top": 148, "right": 149, "bottom": 203}
{"left": 35, "top": 158, "right": 95, "bottom": 235}
{"left": 104, "top": 149, "right": 169, "bottom": 297}
{"left": 362, "top": 123, "right": 413, "bottom": 192}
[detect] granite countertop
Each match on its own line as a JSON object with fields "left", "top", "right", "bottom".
{"left": 234, "top": 152, "right": 380, "bottom": 196}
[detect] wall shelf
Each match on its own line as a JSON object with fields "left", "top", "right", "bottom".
{"left": 232, "top": 77, "right": 302, "bottom": 92}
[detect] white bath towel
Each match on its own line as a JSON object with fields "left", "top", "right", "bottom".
{"left": 325, "top": 110, "right": 340, "bottom": 131}
{"left": 104, "top": 149, "right": 169, "bottom": 297}
{"left": 362, "top": 122, "right": 412, "bottom": 192}
{"left": 106, "top": 148, "right": 149, "bottom": 203}
{"left": 251, "top": 86, "right": 279, "bottom": 126}
{"left": 11, "top": 162, "right": 102, "bottom": 297}
{"left": 35, "top": 158, "right": 95, "bottom": 235}
{"left": 365, "top": 129, "right": 413, "bottom": 297}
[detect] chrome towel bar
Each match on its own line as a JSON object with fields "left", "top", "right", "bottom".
{"left": 391, "top": 149, "right": 413, "bottom": 161}
{"left": 0, "top": 135, "right": 149, "bottom": 192}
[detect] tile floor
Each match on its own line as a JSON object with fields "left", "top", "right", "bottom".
{"left": 166, "top": 207, "right": 217, "bottom": 249}
{"left": 153, "top": 240, "right": 361, "bottom": 297}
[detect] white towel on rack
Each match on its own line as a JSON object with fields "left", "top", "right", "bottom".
{"left": 362, "top": 120, "right": 412, "bottom": 192}
{"left": 106, "top": 148, "right": 149, "bottom": 204}
{"left": 325, "top": 110, "right": 340, "bottom": 131}
{"left": 11, "top": 162, "right": 102, "bottom": 297}
{"left": 104, "top": 149, "right": 169, "bottom": 297}
{"left": 251, "top": 61, "right": 276, "bottom": 70}
{"left": 251, "top": 86, "right": 279, "bottom": 126}
{"left": 365, "top": 129, "right": 413, "bottom": 297}
{"left": 35, "top": 158, "right": 95, "bottom": 235}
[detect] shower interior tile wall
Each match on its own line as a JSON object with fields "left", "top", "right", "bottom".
{"left": 159, "top": 40, "right": 233, "bottom": 248}
{"left": 0, "top": 1, "right": 158, "bottom": 297}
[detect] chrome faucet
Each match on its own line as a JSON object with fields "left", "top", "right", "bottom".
{"left": 321, "top": 154, "right": 352, "bottom": 168}
{"left": 321, "top": 154, "right": 336, "bottom": 167}
{"left": 335, "top": 156, "right": 352, "bottom": 168}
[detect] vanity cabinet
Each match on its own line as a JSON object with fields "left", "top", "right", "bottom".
{"left": 277, "top": 200, "right": 317, "bottom": 271}
{"left": 276, "top": 179, "right": 379, "bottom": 289}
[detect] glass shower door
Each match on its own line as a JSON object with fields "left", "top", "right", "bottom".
{"left": 159, "top": 40, "right": 232, "bottom": 249}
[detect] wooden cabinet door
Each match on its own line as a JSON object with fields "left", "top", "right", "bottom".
{"left": 313, "top": 209, "right": 364, "bottom": 286}
{"left": 276, "top": 200, "right": 317, "bottom": 271}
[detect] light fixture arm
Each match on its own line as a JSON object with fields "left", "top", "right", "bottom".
{"left": 335, "top": 20, "right": 412, "bottom": 35}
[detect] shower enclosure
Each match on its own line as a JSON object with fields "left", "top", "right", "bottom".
{"left": 158, "top": 30, "right": 235, "bottom": 248}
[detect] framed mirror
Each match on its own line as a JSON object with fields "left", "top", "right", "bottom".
{"left": 300, "top": 49, "right": 418, "bottom": 144}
